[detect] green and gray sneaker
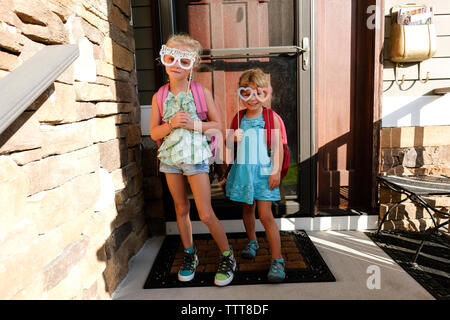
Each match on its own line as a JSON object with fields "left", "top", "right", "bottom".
{"left": 178, "top": 247, "right": 199, "bottom": 282}
{"left": 214, "top": 247, "right": 236, "bottom": 287}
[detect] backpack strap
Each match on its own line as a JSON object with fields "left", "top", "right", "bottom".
{"left": 272, "top": 111, "right": 287, "bottom": 145}
{"left": 156, "top": 83, "right": 170, "bottom": 122}
{"left": 191, "top": 81, "right": 208, "bottom": 121}
{"left": 155, "top": 84, "right": 170, "bottom": 147}
{"left": 262, "top": 108, "right": 275, "bottom": 154}
{"left": 230, "top": 109, "right": 246, "bottom": 130}
{"left": 263, "top": 109, "right": 290, "bottom": 179}
{"left": 157, "top": 82, "right": 208, "bottom": 121}
{"left": 155, "top": 82, "right": 212, "bottom": 149}
{"left": 230, "top": 108, "right": 285, "bottom": 146}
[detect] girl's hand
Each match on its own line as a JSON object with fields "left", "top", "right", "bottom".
{"left": 234, "top": 128, "right": 244, "bottom": 142}
{"left": 182, "top": 113, "right": 196, "bottom": 130}
{"left": 269, "top": 172, "right": 281, "bottom": 190}
{"left": 171, "top": 111, "right": 190, "bottom": 128}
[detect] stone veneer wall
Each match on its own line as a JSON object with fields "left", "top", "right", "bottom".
{"left": 379, "top": 126, "right": 450, "bottom": 231}
{"left": 0, "top": 0, "right": 148, "bottom": 299}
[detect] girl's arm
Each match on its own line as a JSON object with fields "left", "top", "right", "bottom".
{"left": 269, "top": 114, "right": 283, "bottom": 190}
{"left": 150, "top": 93, "right": 170, "bottom": 141}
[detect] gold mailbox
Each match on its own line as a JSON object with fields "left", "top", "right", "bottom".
{"left": 389, "top": 4, "right": 437, "bottom": 86}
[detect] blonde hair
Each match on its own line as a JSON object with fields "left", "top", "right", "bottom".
{"left": 239, "top": 68, "right": 270, "bottom": 88}
{"left": 166, "top": 34, "right": 202, "bottom": 67}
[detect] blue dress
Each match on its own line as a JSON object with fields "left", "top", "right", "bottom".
{"left": 226, "top": 114, "right": 281, "bottom": 204}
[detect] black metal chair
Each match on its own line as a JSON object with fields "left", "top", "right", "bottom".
{"left": 376, "top": 175, "right": 450, "bottom": 265}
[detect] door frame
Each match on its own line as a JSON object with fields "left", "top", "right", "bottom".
{"left": 157, "top": 0, "right": 315, "bottom": 217}
{"left": 312, "top": 0, "right": 384, "bottom": 215}
{"left": 155, "top": 0, "right": 385, "bottom": 218}
{"left": 297, "top": 0, "right": 314, "bottom": 216}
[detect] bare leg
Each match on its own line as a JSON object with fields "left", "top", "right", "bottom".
{"left": 242, "top": 202, "right": 257, "bottom": 241}
{"left": 257, "top": 200, "right": 283, "bottom": 259}
{"left": 165, "top": 173, "right": 193, "bottom": 249}
{"left": 187, "top": 173, "right": 230, "bottom": 253}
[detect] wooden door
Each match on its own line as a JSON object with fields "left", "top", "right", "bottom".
{"left": 314, "top": 0, "right": 380, "bottom": 211}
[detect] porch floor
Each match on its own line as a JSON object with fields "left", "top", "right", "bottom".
{"left": 112, "top": 231, "right": 434, "bottom": 300}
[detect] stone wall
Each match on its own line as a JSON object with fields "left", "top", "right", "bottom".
{"left": 0, "top": 0, "right": 148, "bottom": 299}
{"left": 379, "top": 126, "right": 450, "bottom": 231}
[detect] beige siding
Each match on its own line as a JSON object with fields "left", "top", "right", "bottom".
{"left": 385, "top": 0, "right": 450, "bottom": 15}
{"left": 132, "top": 0, "right": 157, "bottom": 105}
{"left": 383, "top": 58, "right": 450, "bottom": 81}
{"left": 383, "top": 1, "right": 450, "bottom": 96}
{"left": 383, "top": 79, "right": 450, "bottom": 96}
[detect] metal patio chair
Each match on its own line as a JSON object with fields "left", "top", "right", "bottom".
{"left": 376, "top": 175, "right": 450, "bottom": 265}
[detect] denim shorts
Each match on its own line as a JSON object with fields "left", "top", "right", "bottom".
{"left": 159, "top": 160, "right": 210, "bottom": 176}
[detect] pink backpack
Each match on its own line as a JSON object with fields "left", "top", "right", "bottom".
{"left": 155, "top": 81, "right": 218, "bottom": 157}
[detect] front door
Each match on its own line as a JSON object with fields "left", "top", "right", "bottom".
{"left": 158, "top": 0, "right": 314, "bottom": 222}
{"left": 314, "top": 0, "right": 376, "bottom": 213}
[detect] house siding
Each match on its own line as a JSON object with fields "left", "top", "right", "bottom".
{"left": 380, "top": 0, "right": 450, "bottom": 231}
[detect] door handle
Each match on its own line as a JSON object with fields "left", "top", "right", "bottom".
{"left": 301, "top": 37, "right": 310, "bottom": 71}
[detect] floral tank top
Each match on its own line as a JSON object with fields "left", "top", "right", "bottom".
{"left": 157, "top": 90, "right": 212, "bottom": 165}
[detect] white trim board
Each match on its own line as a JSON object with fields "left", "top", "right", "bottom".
{"left": 382, "top": 94, "right": 450, "bottom": 127}
{"left": 0, "top": 45, "right": 79, "bottom": 135}
{"left": 165, "top": 215, "right": 379, "bottom": 235}
{"left": 141, "top": 105, "right": 152, "bottom": 136}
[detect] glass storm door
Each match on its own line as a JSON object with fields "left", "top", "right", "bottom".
{"left": 157, "top": 0, "right": 314, "bottom": 221}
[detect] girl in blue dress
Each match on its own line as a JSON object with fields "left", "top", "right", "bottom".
{"left": 226, "top": 69, "right": 285, "bottom": 282}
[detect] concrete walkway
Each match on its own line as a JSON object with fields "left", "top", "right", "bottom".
{"left": 112, "top": 230, "right": 434, "bottom": 300}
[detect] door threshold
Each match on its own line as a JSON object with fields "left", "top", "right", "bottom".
{"left": 165, "top": 215, "right": 378, "bottom": 235}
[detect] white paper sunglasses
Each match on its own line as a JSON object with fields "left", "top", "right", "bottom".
{"left": 159, "top": 45, "right": 197, "bottom": 70}
{"left": 238, "top": 87, "right": 272, "bottom": 102}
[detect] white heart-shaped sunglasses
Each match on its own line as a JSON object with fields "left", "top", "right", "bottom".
{"left": 238, "top": 87, "right": 272, "bottom": 102}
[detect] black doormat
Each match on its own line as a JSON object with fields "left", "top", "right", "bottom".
{"left": 144, "top": 230, "right": 335, "bottom": 288}
{"left": 366, "top": 231, "right": 450, "bottom": 300}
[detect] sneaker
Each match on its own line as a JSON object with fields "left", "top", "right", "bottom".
{"left": 214, "top": 246, "right": 236, "bottom": 287}
{"left": 267, "top": 259, "right": 285, "bottom": 283}
{"left": 178, "top": 247, "right": 199, "bottom": 282}
{"left": 241, "top": 240, "right": 259, "bottom": 259}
